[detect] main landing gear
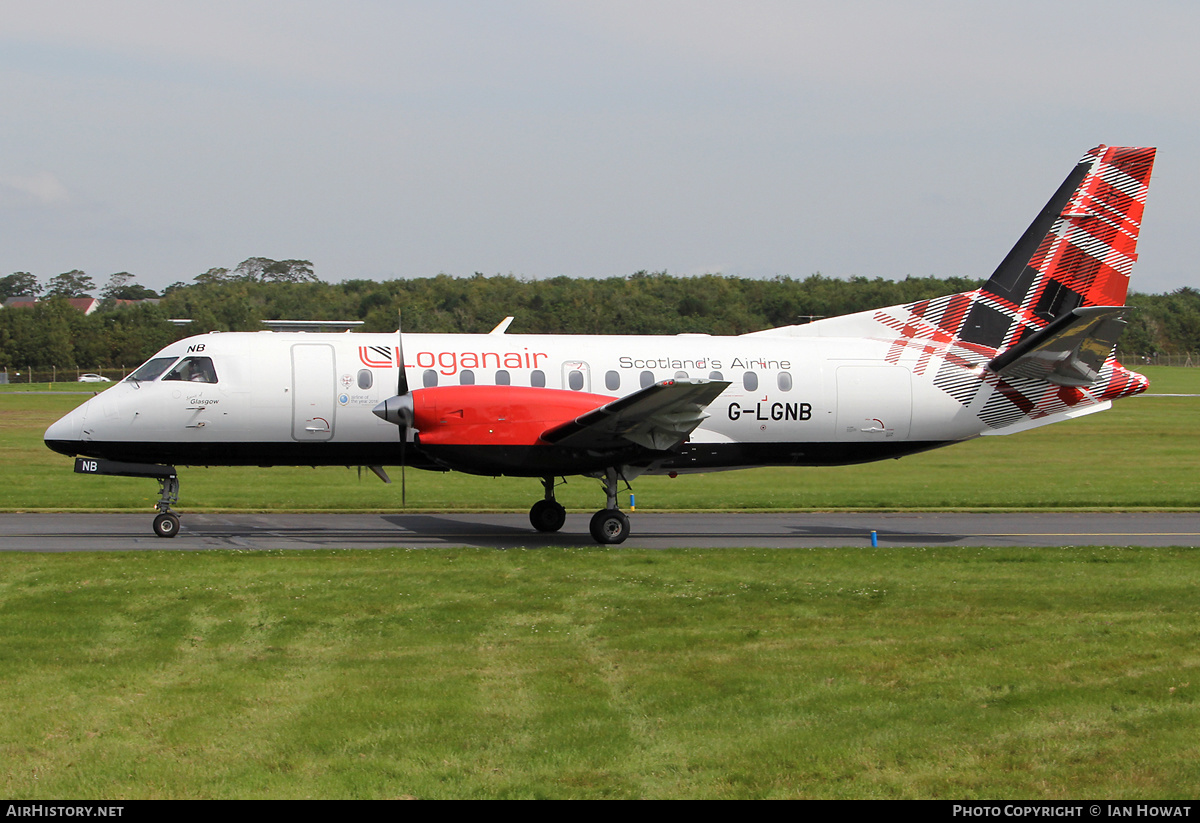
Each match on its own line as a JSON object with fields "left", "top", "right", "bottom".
{"left": 529, "top": 470, "right": 631, "bottom": 545}
{"left": 529, "top": 476, "right": 567, "bottom": 532}
{"left": 589, "top": 508, "right": 629, "bottom": 544}
{"left": 589, "top": 468, "right": 630, "bottom": 545}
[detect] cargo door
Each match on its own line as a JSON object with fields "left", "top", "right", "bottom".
{"left": 835, "top": 366, "right": 912, "bottom": 441}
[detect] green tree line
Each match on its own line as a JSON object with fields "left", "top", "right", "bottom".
{"left": 2, "top": 267, "right": 1198, "bottom": 370}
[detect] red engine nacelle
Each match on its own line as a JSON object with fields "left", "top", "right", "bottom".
{"left": 410, "top": 385, "right": 614, "bottom": 446}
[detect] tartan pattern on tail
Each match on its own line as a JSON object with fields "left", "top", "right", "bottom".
{"left": 872, "top": 146, "right": 1155, "bottom": 428}
{"left": 1004, "top": 145, "right": 1155, "bottom": 323}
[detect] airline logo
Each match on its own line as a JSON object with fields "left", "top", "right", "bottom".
{"left": 358, "top": 346, "right": 395, "bottom": 368}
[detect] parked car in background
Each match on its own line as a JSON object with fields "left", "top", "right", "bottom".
{"left": 78, "top": 374, "right": 111, "bottom": 383}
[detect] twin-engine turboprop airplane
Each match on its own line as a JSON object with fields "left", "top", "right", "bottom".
{"left": 45, "top": 145, "right": 1156, "bottom": 543}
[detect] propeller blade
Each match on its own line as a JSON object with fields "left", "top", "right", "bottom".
{"left": 398, "top": 310, "right": 408, "bottom": 508}
{"left": 371, "top": 312, "right": 415, "bottom": 427}
{"left": 397, "top": 311, "right": 409, "bottom": 396}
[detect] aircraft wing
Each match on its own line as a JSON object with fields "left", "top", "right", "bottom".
{"left": 540, "top": 378, "right": 730, "bottom": 451}
{"left": 989, "top": 306, "right": 1130, "bottom": 387}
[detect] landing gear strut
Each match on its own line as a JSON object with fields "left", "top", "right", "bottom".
{"left": 529, "top": 476, "right": 566, "bottom": 532}
{"left": 152, "top": 474, "right": 181, "bottom": 538}
{"left": 72, "top": 458, "right": 182, "bottom": 539}
{"left": 588, "top": 467, "right": 630, "bottom": 545}
{"left": 527, "top": 470, "right": 633, "bottom": 544}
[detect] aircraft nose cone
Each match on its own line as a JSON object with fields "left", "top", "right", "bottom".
{"left": 44, "top": 404, "right": 86, "bottom": 456}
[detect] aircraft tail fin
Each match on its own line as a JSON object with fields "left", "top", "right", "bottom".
{"left": 849, "top": 146, "right": 1157, "bottom": 431}
{"left": 748, "top": 145, "right": 1156, "bottom": 351}
{"left": 957, "top": 144, "right": 1156, "bottom": 350}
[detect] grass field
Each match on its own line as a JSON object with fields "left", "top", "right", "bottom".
{"left": 2, "top": 546, "right": 1198, "bottom": 799}
{"left": 3, "top": 367, "right": 1198, "bottom": 512}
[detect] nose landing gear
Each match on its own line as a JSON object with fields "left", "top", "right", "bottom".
{"left": 72, "top": 458, "right": 181, "bottom": 538}
{"left": 152, "top": 474, "right": 181, "bottom": 538}
{"left": 153, "top": 512, "right": 180, "bottom": 538}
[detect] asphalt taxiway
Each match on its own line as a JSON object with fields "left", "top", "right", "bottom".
{"left": 1, "top": 511, "right": 1198, "bottom": 551}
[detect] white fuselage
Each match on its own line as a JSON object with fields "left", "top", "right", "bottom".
{"left": 45, "top": 329, "right": 995, "bottom": 475}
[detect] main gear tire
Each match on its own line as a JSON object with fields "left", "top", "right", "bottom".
{"left": 530, "top": 499, "right": 567, "bottom": 533}
{"left": 588, "top": 509, "right": 630, "bottom": 544}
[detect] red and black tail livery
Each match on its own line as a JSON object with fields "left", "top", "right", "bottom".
{"left": 871, "top": 146, "right": 1156, "bottom": 360}
{"left": 862, "top": 146, "right": 1156, "bottom": 430}
{"left": 961, "top": 144, "right": 1156, "bottom": 349}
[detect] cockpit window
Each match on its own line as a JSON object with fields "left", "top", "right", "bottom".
{"left": 162, "top": 356, "right": 218, "bottom": 384}
{"left": 126, "top": 356, "right": 178, "bottom": 384}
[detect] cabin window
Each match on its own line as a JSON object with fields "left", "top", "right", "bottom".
{"left": 743, "top": 371, "right": 758, "bottom": 392}
{"left": 357, "top": 369, "right": 373, "bottom": 390}
{"left": 459, "top": 369, "right": 475, "bottom": 385}
{"left": 531, "top": 369, "right": 546, "bottom": 387}
{"left": 640, "top": 370, "right": 655, "bottom": 388}
{"left": 496, "top": 370, "right": 510, "bottom": 385}
{"left": 674, "top": 371, "right": 688, "bottom": 380}
{"left": 568, "top": 370, "right": 584, "bottom": 391}
{"left": 126, "top": 356, "right": 177, "bottom": 384}
{"left": 162, "top": 356, "right": 218, "bottom": 384}
{"left": 709, "top": 371, "right": 723, "bottom": 381}
{"left": 423, "top": 369, "right": 438, "bottom": 387}
{"left": 605, "top": 370, "right": 620, "bottom": 391}
{"left": 777, "top": 372, "right": 793, "bottom": 392}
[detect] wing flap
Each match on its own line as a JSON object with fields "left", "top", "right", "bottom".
{"left": 540, "top": 378, "right": 730, "bottom": 451}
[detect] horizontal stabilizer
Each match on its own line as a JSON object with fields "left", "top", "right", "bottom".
{"left": 980, "top": 401, "right": 1111, "bottom": 436}
{"left": 988, "top": 306, "right": 1129, "bottom": 386}
{"left": 541, "top": 378, "right": 730, "bottom": 451}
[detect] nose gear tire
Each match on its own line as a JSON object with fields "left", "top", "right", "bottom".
{"left": 153, "top": 513, "right": 180, "bottom": 538}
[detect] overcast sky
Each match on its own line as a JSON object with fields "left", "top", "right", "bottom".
{"left": 2, "top": 1, "right": 1196, "bottom": 295}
